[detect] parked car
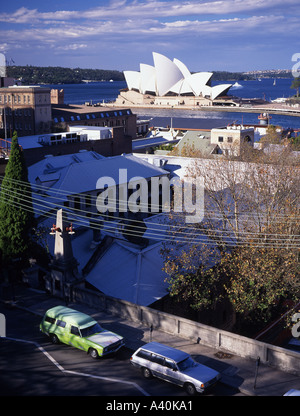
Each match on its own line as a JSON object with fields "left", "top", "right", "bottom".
{"left": 40, "top": 305, "right": 124, "bottom": 358}
{"left": 130, "top": 342, "right": 220, "bottom": 395}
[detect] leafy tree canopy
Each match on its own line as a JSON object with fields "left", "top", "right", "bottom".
{"left": 0, "top": 131, "right": 35, "bottom": 264}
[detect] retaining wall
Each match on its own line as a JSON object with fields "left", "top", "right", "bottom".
{"left": 72, "top": 285, "right": 300, "bottom": 376}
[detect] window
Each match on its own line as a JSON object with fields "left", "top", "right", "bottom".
{"left": 70, "top": 326, "right": 81, "bottom": 336}
{"left": 218, "top": 136, "right": 223, "bottom": 142}
{"left": 152, "top": 354, "right": 164, "bottom": 365}
{"left": 136, "top": 349, "right": 152, "bottom": 360}
{"left": 56, "top": 320, "right": 66, "bottom": 328}
{"left": 45, "top": 316, "right": 56, "bottom": 324}
{"left": 227, "top": 136, "right": 233, "bottom": 143}
{"left": 165, "top": 358, "right": 176, "bottom": 370}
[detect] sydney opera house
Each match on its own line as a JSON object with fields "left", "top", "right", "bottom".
{"left": 115, "top": 52, "right": 233, "bottom": 107}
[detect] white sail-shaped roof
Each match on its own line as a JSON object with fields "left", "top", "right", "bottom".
{"left": 124, "top": 70, "right": 141, "bottom": 91}
{"left": 211, "top": 84, "right": 232, "bottom": 100}
{"left": 188, "top": 72, "right": 213, "bottom": 96}
{"left": 153, "top": 52, "right": 183, "bottom": 96}
{"left": 173, "top": 58, "right": 191, "bottom": 78}
{"left": 123, "top": 53, "right": 232, "bottom": 99}
{"left": 140, "top": 64, "right": 156, "bottom": 94}
{"left": 169, "top": 78, "right": 193, "bottom": 95}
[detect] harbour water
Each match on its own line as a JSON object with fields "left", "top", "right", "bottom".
{"left": 46, "top": 78, "right": 300, "bottom": 129}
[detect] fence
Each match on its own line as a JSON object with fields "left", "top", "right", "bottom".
{"left": 71, "top": 285, "right": 300, "bottom": 376}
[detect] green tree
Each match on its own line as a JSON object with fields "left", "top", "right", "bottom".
{"left": 162, "top": 148, "right": 300, "bottom": 324}
{"left": 291, "top": 77, "right": 300, "bottom": 97}
{"left": 259, "top": 125, "right": 282, "bottom": 144}
{"left": 0, "top": 131, "right": 35, "bottom": 264}
{"left": 222, "top": 246, "right": 299, "bottom": 324}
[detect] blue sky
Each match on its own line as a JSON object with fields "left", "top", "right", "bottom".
{"left": 0, "top": 0, "right": 299, "bottom": 72}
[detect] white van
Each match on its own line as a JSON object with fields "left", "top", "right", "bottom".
{"left": 130, "top": 342, "right": 220, "bottom": 395}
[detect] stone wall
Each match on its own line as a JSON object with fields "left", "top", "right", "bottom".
{"left": 71, "top": 285, "right": 300, "bottom": 376}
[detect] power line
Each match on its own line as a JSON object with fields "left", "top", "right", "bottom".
{"left": 1, "top": 180, "right": 299, "bottom": 241}
{"left": 1, "top": 173, "right": 300, "bottom": 223}
{"left": 0, "top": 182, "right": 299, "bottom": 248}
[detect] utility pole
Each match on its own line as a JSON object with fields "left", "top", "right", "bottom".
{"left": 253, "top": 356, "right": 260, "bottom": 390}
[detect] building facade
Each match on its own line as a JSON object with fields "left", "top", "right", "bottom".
{"left": 211, "top": 125, "right": 254, "bottom": 156}
{"left": 0, "top": 86, "right": 52, "bottom": 137}
{"left": 52, "top": 104, "right": 137, "bottom": 139}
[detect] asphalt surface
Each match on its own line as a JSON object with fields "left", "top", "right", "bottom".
{"left": 1, "top": 284, "right": 300, "bottom": 399}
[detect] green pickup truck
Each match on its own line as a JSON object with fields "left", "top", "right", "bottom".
{"left": 40, "top": 305, "right": 124, "bottom": 358}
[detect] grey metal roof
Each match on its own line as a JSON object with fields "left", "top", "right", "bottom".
{"left": 175, "top": 130, "right": 218, "bottom": 156}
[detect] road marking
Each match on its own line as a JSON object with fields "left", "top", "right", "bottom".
{"left": 64, "top": 369, "right": 150, "bottom": 396}
{"left": 4, "top": 336, "right": 65, "bottom": 372}
{"left": 1, "top": 336, "right": 149, "bottom": 395}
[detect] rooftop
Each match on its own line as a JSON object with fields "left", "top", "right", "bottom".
{"left": 52, "top": 104, "right": 133, "bottom": 116}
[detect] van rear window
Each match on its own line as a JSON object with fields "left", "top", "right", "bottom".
{"left": 45, "top": 316, "right": 55, "bottom": 324}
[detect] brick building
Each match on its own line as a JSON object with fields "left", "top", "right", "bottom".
{"left": 0, "top": 86, "right": 52, "bottom": 137}
{"left": 52, "top": 104, "right": 137, "bottom": 139}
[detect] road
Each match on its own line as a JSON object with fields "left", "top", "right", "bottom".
{"left": 0, "top": 304, "right": 243, "bottom": 398}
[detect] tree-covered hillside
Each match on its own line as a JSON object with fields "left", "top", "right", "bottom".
{"left": 6, "top": 65, "right": 293, "bottom": 85}
{"left": 6, "top": 66, "right": 125, "bottom": 84}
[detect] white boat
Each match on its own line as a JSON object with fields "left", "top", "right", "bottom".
{"left": 232, "top": 82, "right": 243, "bottom": 88}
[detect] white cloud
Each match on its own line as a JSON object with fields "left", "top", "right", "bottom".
{"left": 0, "top": 1, "right": 299, "bottom": 25}
{"left": 56, "top": 43, "right": 88, "bottom": 51}
{"left": 0, "top": 1, "right": 299, "bottom": 69}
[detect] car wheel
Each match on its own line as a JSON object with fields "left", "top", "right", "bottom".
{"left": 142, "top": 367, "right": 153, "bottom": 379}
{"left": 89, "top": 348, "right": 98, "bottom": 359}
{"left": 50, "top": 334, "right": 59, "bottom": 344}
{"left": 184, "top": 383, "right": 197, "bottom": 396}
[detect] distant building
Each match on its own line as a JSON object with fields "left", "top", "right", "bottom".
{"left": 17, "top": 125, "right": 134, "bottom": 166}
{"left": 115, "top": 52, "right": 233, "bottom": 107}
{"left": 0, "top": 86, "right": 52, "bottom": 137}
{"left": 211, "top": 124, "right": 254, "bottom": 156}
{"left": 52, "top": 104, "right": 137, "bottom": 139}
{"left": 174, "top": 129, "right": 221, "bottom": 157}
{"left": 50, "top": 89, "right": 64, "bottom": 105}
{"left": 171, "top": 125, "right": 254, "bottom": 157}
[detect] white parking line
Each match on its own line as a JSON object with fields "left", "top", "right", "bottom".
{"left": 64, "top": 369, "right": 150, "bottom": 396}
{"left": 2, "top": 336, "right": 150, "bottom": 396}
